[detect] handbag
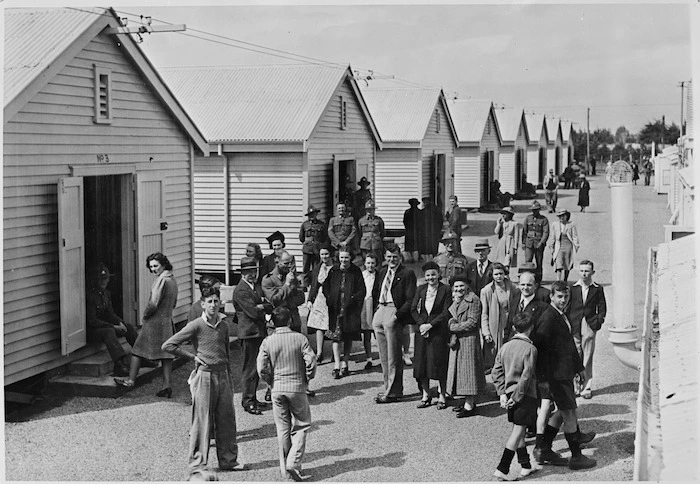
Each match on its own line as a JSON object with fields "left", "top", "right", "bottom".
{"left": 448, "top": 333, "right": 460, "bottom": 350}
{"left": 482, "top": 340, "right": 496, "bottom": 371}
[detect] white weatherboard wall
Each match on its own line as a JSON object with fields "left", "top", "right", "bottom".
{"left": 193, "top": 157, "right": 226, "bottom": 274}
{"left": 375, "top": 149, "right": 421, "bottom": 230}
{"left": 499, "top": 147, "right": 515, "bottom": 193}
{"left": 454, "top": 149, "right": 480, "bottom": 208}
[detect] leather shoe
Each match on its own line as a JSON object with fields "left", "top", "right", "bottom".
{"left": 456, "top": 407, "right": 476, "bottom": 418}
{"left": 220, "top": 462, "right": 246, "bottom": 471}
{"left": 113, "top": 362, "right": 130, "bottom": 377}
{"left": 580, "top": 389, "right": 592, "bottom": 399}
{"left": 264, "top": 388, "right": 272, "bottom": 402}
{"left": 286, "top": 467, "right": 310, "bottom": 481}
{"left": 533, "top": 447, "right": 569, "bottom": 466}
{"left": 416, "top": 398, "right": 432, "bottom": 409}
{"left": 375, "top": 395, "right": 400, "bottom": 404}
{"left": 364, "top": 361, "right": 373, "bottom": 371}
{"left": 243, "top": 404, "right": 262, "bottom": 415}
{"left": 332, "top": 369, "right": 341, "bottom": 379}
{"left": 306, "top": 389, "right": 316, "bottom": 397}
{"left": 340, "top": 367, "right": 349, "bottom": 377}
{"left": 576, "top": 430, "right": 596, "bottom": 444}
{"left": 569, "top": 454, "right": 597, "bottom": 470}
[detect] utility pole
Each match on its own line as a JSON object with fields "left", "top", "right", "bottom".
{"left": 679, "top": 81, "right": 686, "bottom": 138}
{"left": 661, "top": 115, "right": 665, "bottom": 146}
{"left": 586, "top": 107, "right": 591, "bottom": 174}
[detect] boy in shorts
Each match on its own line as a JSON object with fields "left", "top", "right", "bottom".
{"left": 491, "top": 312, "right": 541, "bottom": 481}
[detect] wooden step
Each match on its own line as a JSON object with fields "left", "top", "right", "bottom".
{"left": 66, "top": 341, "right": 132, "bottom": 377}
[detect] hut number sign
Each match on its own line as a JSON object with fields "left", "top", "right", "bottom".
{"left": 96, "top": 154, "right": 110, "bottom": 163}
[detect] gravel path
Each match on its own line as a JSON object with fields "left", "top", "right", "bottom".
{"left": 5, "top": 174, "right": 665, "bottom": 481}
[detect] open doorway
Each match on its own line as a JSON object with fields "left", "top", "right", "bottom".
{"left": 515, "top": 148, "right": 524, "bottom": 192}
{"left": 555, "top": 146, "right": 562, "bottom": 175}
{"left": 430, "top": 153, "right": 447, "bottom": 212}
{"left": 538, "top": 147, "right": 546, "bottom": 188}
{"left": 333, "top": 156, "right": 356, "bottom": 212}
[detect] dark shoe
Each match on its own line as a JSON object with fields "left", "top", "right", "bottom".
{"left": 220, "top": 462, "right": 246, "bottom": 471}
{"left": 155, "top": 387, "right": 172, "bottom": 398}
{"left": 452, "top": 405, "right": 463, "bottom": 412}
{"left": 525, "top": 428, "right": 537, "bottom": 439}
{"left": 436, "top": 401, "right": 447, "bottom": 410}
{"left": 142, "top": 359, "right": 159, "bottom": 368}
{"left": 456, "top": 407, "right": 476, "bottom": 418}
{"left": 332, "top": 369, "right": 341, "bottom": 379}
{"left": 244, "top": 404, "right": 262, "bottom": 415}
{"left": 568, "top": 454, "right": 597, "bottom": 470}
{"left": 533, "top": 447, "right": 569, "bottom": 466}
{"left": 306, "top": 389, "right": 316, "bottom": 397}
{"left": 416, "top": 398, "right": 432, "bottom": 409}
{"left": 264, "top": 388, "right": 272, "bottom": 402}
{"left": 317, "top": 354, "right": 324, "bottom": 365}
{"left": 340, "top": 367, "right": 349, "bottom": 377}
{"left": 375, "top": 395, "right": 400, "bottom": 404}
{"left": 114, "top": 377, "right": 134, "bottom": 388}
{"left": 576, "top": 431, "right": 596, "bottom": 445}
{"left": 364, "top": 361, "right": 373, "bottom": 371}
{"left": 113, "top": 362, "right": 130, "bottom": 377}
{"left": 286, "top": 467, "right": 310, "bottom": 481}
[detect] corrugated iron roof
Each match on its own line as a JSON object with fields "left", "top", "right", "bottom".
{"left": 524, "top": 113, "right": 545, "bottom": 144}
{"left": 358, "top": 82, "right": 442, "bottom": 142}
{"left": 493, "top": 106, "right": 524, "bottom": 143}
{"left": 160, "top": 64, "right": 349, "bottom": 143}
{"left": 446, "top": 98, "right": 493, "bottom": 143}
{"left": 560, "top": 119, "right": 572, "bottom": 143}
{"left": 4, "top": 7, "right": 106, "bottom": 107}
{"left": 655, "top": 234, "right": 697, "bottom": 481}
{"left": 545, "top": 117, "right": 560, "bottom": 143}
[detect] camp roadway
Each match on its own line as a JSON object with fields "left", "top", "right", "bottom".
{"left": 4, "top": 172, "right": 667, "bottom": 481}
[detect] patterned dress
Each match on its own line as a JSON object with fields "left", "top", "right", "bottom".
{"left": 132, "top": 270, "right": 178, "bottom": 360}
{"left": 446, "top": 291, "right": 485, "bottom": 396}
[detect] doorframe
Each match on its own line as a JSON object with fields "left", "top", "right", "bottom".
{"left": 333, "top": 153, "right": 356, "bottom": 209}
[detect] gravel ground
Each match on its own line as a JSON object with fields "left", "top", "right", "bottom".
{"left": 4, "top": 175, "right": 665, "bottom": 481}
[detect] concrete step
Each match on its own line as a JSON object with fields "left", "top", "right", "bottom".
{"left": 66, "top": 341, "right": 132, "bottom": 377}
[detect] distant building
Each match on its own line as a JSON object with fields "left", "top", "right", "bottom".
{"left": 3, "top": 8, "right": 209, "bottom": 385}
{"left": 359, "top": 81, "right": 458, "bottom": 229}
{"left": 447, "top": 99, "right": 502, "bottom": 208}
{"left": 493, "top": 107, "right": 529, "bottom": 194}
{"left": 524, "top": 112, "right": 548, "bottom": 187}
{"left": 544, "top": 117, "right": 564, "bottom": 175}
{"left": 559, "top": 119, "right": 575, "bottom": 165}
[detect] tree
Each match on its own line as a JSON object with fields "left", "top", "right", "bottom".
{"left": 637, "top": 119, "right": 680, "bottom": 147}
{"left": 615, "top": 126, "right": 630, "bottom": 145}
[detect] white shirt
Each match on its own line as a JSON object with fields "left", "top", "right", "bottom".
{"left": 520, "top": 293, "right": 535, "bottom": 310}
{"left": 380, "top": 267, "right": 396, "bottom": 304}
{"left": 425, "top": 285, "right": 438, "bottom": 314}
{"left": 362, "top": 269, "right": 376, "bottom": 300}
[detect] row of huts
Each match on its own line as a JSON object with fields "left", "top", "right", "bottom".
{"left": 3, "top": 7, "right": 575, "bottom": 386}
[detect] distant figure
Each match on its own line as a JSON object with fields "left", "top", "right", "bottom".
{"left": 354, "top": 177, "right": 373, "bottom": 221}
{"left": 260, "top": 231, "right": 286, "bottom": 283}
{"left": 577, "top": 174, "right": 590, "bottom": 213}
{"left": 590, "top": 158, "right": 597, "bottom": 176}
{"left": 562, "top": 165, "right": 573, "bottom": 189}
{"left": 522, "top": 201, "right": 550, "bottom": 282}
{"left": 403, "top": 198, "right": 422, "bottom": 263}
{"left": 642, "top": 159, "right": 653, "bottom": 186}
{"left": 604, "top": 161, "right": 612, "bottom": 185}
{"left": 490, "top": 180, "right": 512, "bottom": 208}
{"left": 518, "top": 174, "right": 537, "bottom": 198}
{"left": 549, "top": 209, "right": 580, "bottom": 282}
{"left": 358, "top": 200, "right": 385, "bottom": 262}
{"left": 494, "top": 206, "right": 521, "bottom": 276}
{"left": 445, "top": 195, "right": 464, "bottom": 253}
{"left": 631, "top": 162, "right": 639, "bottom": 185}
{"left": 570, "top": 162, "right": 581, "bottom": 189}
{"left": 542, "top": 169, "right": 559, "bottom": 213}
{"left": 420, "top": 197, "right": 443, "bottom": 260}
{"left": 299, "top": 206, "right": 327, "bottom": 290}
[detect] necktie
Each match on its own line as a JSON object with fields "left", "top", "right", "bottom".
{"left": 563, "top": 313, "right": 572, "bottom": 333}
{"left": 479, "top": 263, "right": 484, "bottom": 277}
{"left": 518, "top": 299, "right": 525, "bottom": 313}
{"left": 380, "top": 268, "right": 394, "bottom": 303}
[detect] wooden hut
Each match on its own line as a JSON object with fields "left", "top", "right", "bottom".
{"left": 161, "top": 65, "right": 381, "bottom": 282}
{"left": 545, "top": 116, "right": 564, "bottom": 176}
{"left": 560, "top": 119, "right": 575, "bottom": 165}
{"left": 493, "top": 107, "right": 529, "bottom": 194}
{"left": 3, "top": 8, "right": 209, "bottom": 385}
{"left": 447, "top": 99, "right": 502, "bottom": 208}
{"left": 358, "top": 82, "right": 458, "bottom": 229}
{"left": 524, "top": 112, "right": 548, "bottom": 187}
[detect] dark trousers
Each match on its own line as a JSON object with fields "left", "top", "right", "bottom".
{"left": 86, "top": 323, "right": 138, "bottom": 362}
{"left": 240, "top": 337, "right": 264, "bottom": 407}
{"left": 302, "top": 253, "right": 318, "bottom": 288}
{"left": 644, "top": 173, "right": 651, "bottom": 186}
{"left": 523, "top": 245, "right": 545, "bottom": 280}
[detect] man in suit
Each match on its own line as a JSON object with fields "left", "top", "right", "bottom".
{"left": 531, "top": 281, "right": 596, "bottom": 471}
{"left": 262, "top": 251, "right": 306, "bottom": 334}
{"left": 445, "top": 195, "right": 464, "bottom": 253}
{"left": 542, "top": 168, "right": 559, "bottom": 213}
{"left": 372, "top": 244, "right": 417, "bottom": 403}
{"left": 232, "top": 257, "right": 274, "bottom": 415}
{"left": 517, "top": 262, "right": 550, "bottom": 304}
{"left": 257, "top": 307, "right": 317, "bottom": 482}
{"left": 522, "top": 201, "right": 550, "bottom": 281}
{"left": 466, "top": 238, "right": 494, "bottom": 297}
{"left": 567, "top": 260, "right": 607, "bottom": 399}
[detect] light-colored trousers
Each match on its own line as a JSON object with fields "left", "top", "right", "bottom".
{"left": 574, "top": 321, "right": 597, "bottom": 391}
{"left": 188, "top": 367, "right": 239, "bottom": 470}
{"left": 272, "top": 391, "right": 311, "bottom": 477}
{"left": 372, "top": 304, "right": 404, "bottom": 398}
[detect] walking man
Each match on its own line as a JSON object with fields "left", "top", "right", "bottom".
{"left": 542, "top": 169, "right": 559, "bottom": 213}
{"left": 567, "top": 260, "right": 607, "bottom": 399}
{"left": 522, "top": 201, "right": 550, "bottom": 282}
{"left": 258, "top": 307, "right": 317, "bottom": 482}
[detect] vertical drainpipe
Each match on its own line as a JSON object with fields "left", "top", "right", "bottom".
{"left": 190, "top": 141, "right": 196, "bottom": 303}
{"left": 608, "top": 160, "right": 642, "bottom": 369}
{"left": 221, "top": 144, "right": 231, "bottom": 286}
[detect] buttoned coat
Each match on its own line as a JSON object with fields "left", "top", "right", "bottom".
{"left": 567, "top": 282, "right": 607, "bottom": 333}
{"left": 299, "top": 219, "right": 327, "bottom": 255}
{"left": 548, "top": 221, "right": 580, "bottom": 266}
{"left": 531, "top": 305, "right": 584, "bottom": 382}
{"left": 480, "top": 280, "right": 521, "bottom": 350}
{"left": 372, "top": 264, "right": 417, "bottom": 325}
{"left": 522, "top": 214, "right": 550, "bottom": 249}
{"left": 446, "top": 205, "right": 463, "bottom": 237}
{"left": 411, "top": 283, "right": 452, "bottom": 380}
{"left": 358, "top": 214, "right": 386, "bottom": 251}
{"left": 232, "top": 279, "right": 268, "bottom": 339}
{"left": 327, "top": 215, "right": 357, "bottom": 250}
{"left": 466, "top": 259, "right": 494, "bottom": 296}
{"left": 262, "top": 267, "right": 306, "bottom": 331}
{"left": 322, "top": 264, "right": 365, "bottom": 334}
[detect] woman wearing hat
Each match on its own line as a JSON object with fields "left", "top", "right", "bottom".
{"left": 493, "top": 206, "right": 521, "bottom": 276}
{"left": 259, "top": 231, "right": 286, "bottom": 283}
{"left": 411, "top": 261, "right": 452, "bottom": 409}
{"left": 577, "top": 174, "right": 590, "bottom": 212}
{"left": 548, "top": 209, "right": 580, "bottom": 282}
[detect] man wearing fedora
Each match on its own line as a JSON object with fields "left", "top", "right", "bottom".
{"left": 359, "top": 199, "right": 385, "bottom": 262}
{"left": 354, "top": 176, "right": 373, "bottom": 221}
{"left": 328, "top": 202, "right": 357, "bottom": 255}
{"left": 85, "top": 262, "right": 138, "bottom": 377}
{"left": 233, "top": 257, "right": 274, "bottom": 415}
{"left": 522, "top": 201, "right": 550, "bottom": 281}
{"left": 466, "top": 239, "right": 494, "bottom": 297}
{"left": 299, "top": 206, "right": 327, "bottom": 289}
{"left": 433, "top": 229, "right": 471, "bottom": 285}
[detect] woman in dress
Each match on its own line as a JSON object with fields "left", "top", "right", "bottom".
{"left": 403, "top": 198, "right": 422, "bottom": 263}
{"left": 480, "top": 262, "right": 520, "bottom": 372}
{"left": 322, "top": 248, "right": 366, "bottom": 378}
{"left": 411, "top": 261, "right": 452, "bottom": 409}
{"left": 246, "top": 242, "right": 264, "bottom": 265}
{"left": 446, "top": 274, "right": 485, "bottom": 418}
{"left": 549, "top": 209, "right": 580, "bottom": 282}
{"left": 578, "top": 174, "right": 591, "bottom": 212}
{"left": 115, "top": 252, "right": 178, "bottom": 397}
{"left": 360, "top": 253, "right": 379, "bottom": 371}
{"left": 306, "top": 244, "right": 335, "bottom": 364}
{"left": 493, "top": 206, "right": 521, "bottom": 277}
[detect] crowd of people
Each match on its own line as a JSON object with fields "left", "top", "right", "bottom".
{"left": 84, "top": 171, "right": 610, "bottom": 481}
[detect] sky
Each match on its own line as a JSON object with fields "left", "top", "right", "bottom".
{"left": 4, "top": 1, "right": 696, "bottom": 134}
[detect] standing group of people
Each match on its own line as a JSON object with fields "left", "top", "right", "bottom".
{"left": 541, "top": 167, "right": 591, "bottom": 214}
{"left": 404, "top": 195, "right": 465, "bottom": 261}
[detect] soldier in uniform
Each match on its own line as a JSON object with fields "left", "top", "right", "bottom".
{"left": 327, "top": 202, "right": 357, "bottom": 255}
{"left": 433, "top": 229, "right": 473, "bottom": 285}
{"left": 299, "top": 205, "right": 327, "bottom": 289}
{"left": 521, "top": 201, "right": 550, "bottom": 281}
{"left": 358, "top": 199, "right": 385, "bottom": 262}
{"left": 354, "top": 176, "right": 373, "bottom": 221}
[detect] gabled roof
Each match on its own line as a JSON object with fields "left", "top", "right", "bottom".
{"left": 161, "top": 64, "right": 380, "bottom": 147}
{"left": 544, "top": 117, "right": 562, "bottom": 144}
{"left": 446, "top": 98, "right": 501, "bottom": 146}
{"left": 493, "top": 106, "right": 526, "bottom": 145}
{"left": 524, "top": 113, "right": 546, "bottom": 146}
{"left": 560, "top": 120, "right": 573, "bottom": 143}
{"left": 4, "top": 7, "right": 209, "bottom": 154}
{"left": 358, "top": 81, "right": 456, "bottom": 145}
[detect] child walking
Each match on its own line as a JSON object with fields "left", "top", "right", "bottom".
{"left": 491, "top": 312, "right": 541, "bottom": 481}
{"left": 162, "top": 286, "right": 245, "bottom": 474}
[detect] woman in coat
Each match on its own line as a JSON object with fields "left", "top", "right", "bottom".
{"left": 578, "top": 174, "right": 591, "bottom": 212}
{"left": 493, "top": 206, "right": 521, "bottom": 277}
{"left": 306, "top": 244, "right": 335, "bottom": 364}
{"left": 403, "top": 198, "right": 422, "bottom": 263}
{"left": 411, "top": 261, "right": 452, "bottom": 409}
{"left": 360, "top": 253, "right": 380, "bottom": 371}
{"left": 480, "top": 262, "right": 520, "bottom": 372}
{"left": 115, "top": 252, "right": 178, "bottom": 398}
{"left": 549, "top": 209, "right": 580, "bottom": 282}
{"left": 322, "top": 248, "right": 366, "bottom": 379}
{"left": 446, "top": 274, "right": 485, "bottom": 418}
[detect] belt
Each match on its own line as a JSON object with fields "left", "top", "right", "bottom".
{"left": 197, "top": 363, "right": 229, "bottom": 373}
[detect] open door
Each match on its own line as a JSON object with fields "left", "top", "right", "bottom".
{"left": 332, "top": 154, "right": 356, "bottom": 211}
{"left": 58, "top": 177, "right": 86, "bottom": 355}
{"left": 136, "top": 172, "right": 167, "bottom": 325}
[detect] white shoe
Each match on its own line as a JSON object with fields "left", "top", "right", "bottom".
{"left": 403, "top": 355, "right": 413, "bottom": 366}
{"left": 520, "top": 463, "right": 542, "bottom": 477}
{"left": 493, "top": 469, "right": 517, "bottom": 481}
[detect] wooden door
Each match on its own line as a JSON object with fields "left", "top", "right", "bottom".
{"left": 58, "top": 177, "right": 86, "bottom": 354}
